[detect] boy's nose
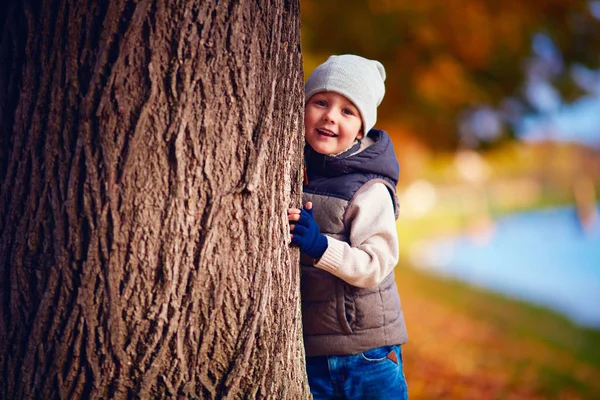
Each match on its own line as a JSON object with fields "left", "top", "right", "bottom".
{"left": 323, "top": 110, "right": 336, "bottom": 123}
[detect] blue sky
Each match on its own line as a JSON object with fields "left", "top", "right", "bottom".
{"left": 518, "top": 93, "right": 600, "bottom": 148}
{"left": 516, "top": 26, "right": 600, "bottom": 148}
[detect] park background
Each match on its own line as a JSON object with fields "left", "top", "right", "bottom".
{"left": 301, "top": 1, "right": 600, "bottom": 398}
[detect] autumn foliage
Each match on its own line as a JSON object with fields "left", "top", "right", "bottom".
{"left": 301, "top": 0, "right": 600, "bottom": 149}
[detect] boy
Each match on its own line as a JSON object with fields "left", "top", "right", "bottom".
{"left": 288, "top": 54, "right": 409, "bottom": 399}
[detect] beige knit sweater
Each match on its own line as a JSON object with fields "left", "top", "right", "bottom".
{"left": 315, "top": 181, "right": 399, "bottom": 288}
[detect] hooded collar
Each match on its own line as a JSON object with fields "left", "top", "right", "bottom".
{"left": 305, "top": 129, "right": 399, "bottom": 184}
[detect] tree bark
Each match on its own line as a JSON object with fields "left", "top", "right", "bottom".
{"left": 0, "top": 0, "right": 308, "bottom": 398}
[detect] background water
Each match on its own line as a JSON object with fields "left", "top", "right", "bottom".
{"left": 416, "top": 205, "right": 600, "bottom": 328}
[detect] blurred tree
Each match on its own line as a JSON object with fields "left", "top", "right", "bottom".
{"left": 301, "top": 0, "right": 600, "bottom": 150}
{"left": 0, "top": 0, "right": 309, "bottom": 398}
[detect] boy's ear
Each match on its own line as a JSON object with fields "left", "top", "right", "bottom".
{"left": 357, "top": 130, "right": 364, "bottom": 140}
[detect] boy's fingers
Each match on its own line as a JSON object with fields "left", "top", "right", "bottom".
{"left": 304, "top": 204, "right": 315, "bottom": 218}
{"left": 288, "top": 214, "right": 300, "bottom": 221}
{"left": 287, "top": 210, "right": 301, "bottom": 219}
{"left": 297, "top": 210, "right": 314, "bottom": 225}
{"left": 289, "top": 224, "right": 295, "bottom": 231}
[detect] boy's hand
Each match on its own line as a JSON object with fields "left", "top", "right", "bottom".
{"left": 287, "top": 202, "right": 328, "bottom": 259}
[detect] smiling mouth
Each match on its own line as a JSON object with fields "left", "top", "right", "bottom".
{"left": 317, "top": 128, "right": 337, "bottom": 137}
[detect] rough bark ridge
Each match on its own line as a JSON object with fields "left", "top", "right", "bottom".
{"left": 0, "top": 0, "right": 308, "bottom": 398}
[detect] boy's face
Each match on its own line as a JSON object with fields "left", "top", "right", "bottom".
{"left": 304, "top": 91, "right": 363, "bottom": 155}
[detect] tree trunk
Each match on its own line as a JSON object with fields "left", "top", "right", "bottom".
{"left": 0, "top": 0, "right": 308, "bottom": 398}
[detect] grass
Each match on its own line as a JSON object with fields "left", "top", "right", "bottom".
{"left": 396, "top": 262, "right": 600, "bottom": 399}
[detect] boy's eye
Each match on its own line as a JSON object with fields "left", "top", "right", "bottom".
{"left": 342, "top": 108, "right": 354, "bottom": 116}
{"left": 315, "top": 100, "right": 326, "bottom": 106}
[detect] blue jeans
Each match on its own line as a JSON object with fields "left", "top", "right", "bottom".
{"left": 306, "top": 345, "right": 408, "bottom": 399}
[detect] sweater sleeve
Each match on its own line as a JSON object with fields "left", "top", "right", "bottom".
{"left": 314, "top": 182, "right": 399, "bottom": 288}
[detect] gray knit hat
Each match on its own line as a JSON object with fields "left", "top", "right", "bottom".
{"left": 305, "top": 54, "right": 386, "bottom": 134}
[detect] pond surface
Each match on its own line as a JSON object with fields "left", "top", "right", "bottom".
{"left": 414, "top": 206, "right": 600, "bottom": 328}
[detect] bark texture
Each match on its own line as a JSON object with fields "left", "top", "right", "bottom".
{"left": 0, "top": 0, "right": 308, "bottom": 398}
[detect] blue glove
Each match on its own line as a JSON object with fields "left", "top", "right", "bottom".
{"left": 291, "top": 207, "right": 328, "bottom": 259}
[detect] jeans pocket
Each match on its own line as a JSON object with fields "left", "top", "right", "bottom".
{"left": 359, "top": 345, "right": 398, "bottom": 363}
